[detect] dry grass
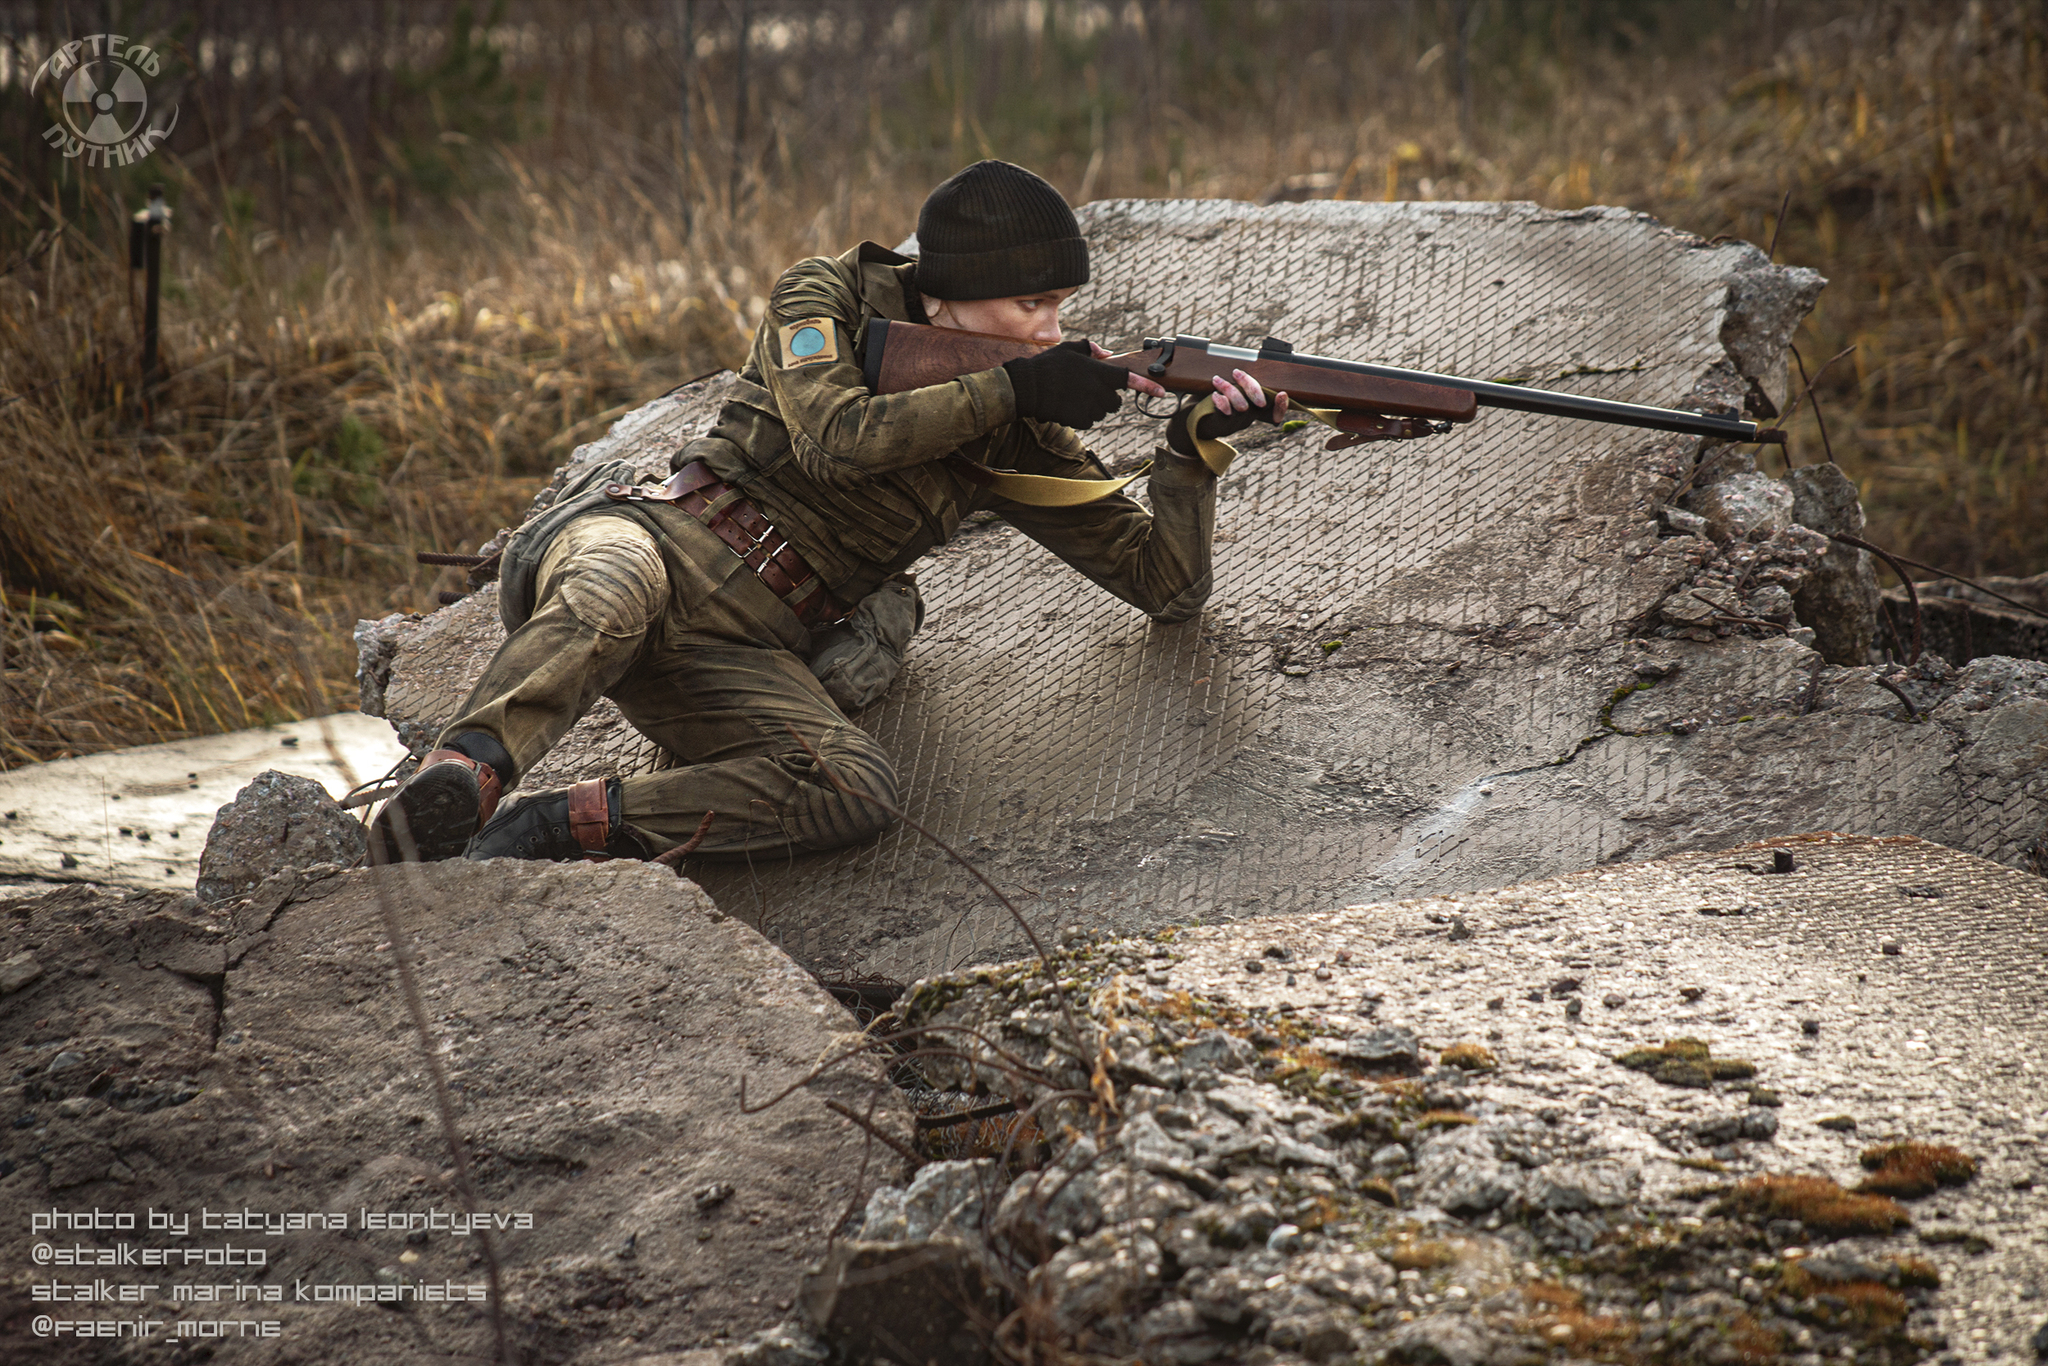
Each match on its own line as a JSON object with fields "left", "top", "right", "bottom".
{"left": 0, "top": 147, "right": 767, "bottom": 764}
{"left": 1439, "top": 1042, "right": 1498, "bottom": 1072}
{"left": 1385, "top": 1238, "right": 1461, "bottom": 1272}
{"left": 1520, "top": 1281, "right": 1638, "bottom": 1359}
{"left": 1889, "top": 1254, "right": 1941, "bottom": 1290}
{"left": 1716, "top": 1174, "right": 1912, "bottom": 1237}
{"left": 1782, "top": 1263, "right": 1910, "bottom": 1329}
{"left": 1855, "top": 1141, "right": 1977, "bottom": 1198}
{"left": 3, "top": 0, "right": 2040, "bottom": 763}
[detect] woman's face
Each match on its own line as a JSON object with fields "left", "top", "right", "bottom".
{"left": 926, "top": 286, "right": 1079, "bottom": 346}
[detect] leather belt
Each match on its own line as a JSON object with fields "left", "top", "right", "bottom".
{"left": 604, "top": 461, "right": 847, "bottom": 629}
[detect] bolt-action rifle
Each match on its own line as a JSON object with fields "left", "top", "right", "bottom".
{"left": 862, "top": 319, "right": 1786, "bottom": 449}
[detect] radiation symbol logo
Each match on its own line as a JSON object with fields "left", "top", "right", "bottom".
{"left": 62, "top": 59, "right": 150, "bottom": 147}
{"left": 32, "top": 34, "right": 177, "bottom": 167}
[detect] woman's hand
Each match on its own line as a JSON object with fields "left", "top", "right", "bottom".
{"left": 1165, "top": 367, "right": 1292, "bottom": 461}
{"left": 1208, "top": 367, "right": 1290, "bottom": 423}
{"left": 1088, "top": 341, "right": 1170, "bottom": 400}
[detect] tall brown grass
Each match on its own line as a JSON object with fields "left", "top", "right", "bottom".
{"left": 1, "top": 0, "right": 2040, "bottom": 765}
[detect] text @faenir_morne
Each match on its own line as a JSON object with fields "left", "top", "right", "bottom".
{"left": 22, "top": 1205, "right": 533, "bottom": 1339}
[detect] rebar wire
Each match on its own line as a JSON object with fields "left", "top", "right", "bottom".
{"left": 740, "top": 1027, "right": 1087, "bottom": 1121}
{"left": 1829, "top": 532, "right": 1922, "bottom": 665}
{"left": 822, "top": 1099, "right": 921, "bottom": 1164}
{"left": 1765, "top": 188, "right": 1792, "bottom": 262}
{"left": 1779, "top": 343, "right": 1856, "bottom": 442}
{"left": 1690, "top": 590, "right": 1792, "bottom": 635}
{"left": 365, "top": 815, "right": 516, "bottom": 1366}
{"left": 914, "top": 1098, "right": 1022, "bottom": 1132}
{"left": 1864, "top": 550, "right": 2048, "bottom": 623}
{"left": 1786, "top": 344, "right": 1854, "bottom": 465}
{"left": 1798, "top": 656, "right": 1827, "bottom": 716}
{"left": 652, "top": 809, "right": 717, "bottom": 867}
{"left": 1870, "top": 674, "right": 1921, "bottom": 718}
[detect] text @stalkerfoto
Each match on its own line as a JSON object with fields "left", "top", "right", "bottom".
{"left": 20, "top": 1204, "right": 532, "bottom": 1338}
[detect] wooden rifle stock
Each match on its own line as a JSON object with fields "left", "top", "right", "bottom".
{"left": 860, "top": 318, "right": 1784, "bottom": 444}
{"left": 862, "top": 318, "right": 1474, "bottom": 423}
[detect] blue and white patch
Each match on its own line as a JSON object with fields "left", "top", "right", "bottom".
{"left": 777, "top": 317, "right": 841, "bottom": 368}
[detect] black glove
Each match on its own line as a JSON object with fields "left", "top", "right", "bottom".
{"left": 1001, "top": 340, "right": 1128, "bottom": 430}
{"left": 1165, "top": 393, "right": 1279, "bottom": 459}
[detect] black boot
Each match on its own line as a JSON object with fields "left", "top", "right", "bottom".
{"left": 467, "top": 777, "right": 650, "bottom": 862}
{"left": 367, "top": 739, "right": 508, "bottom": 865}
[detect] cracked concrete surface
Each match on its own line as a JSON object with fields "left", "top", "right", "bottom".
{"left": 0, "top": 860, "right": 905, "bottom": 1362}
{"left": 1152, "top": 833, "right": 2048, "bottom": 1361}
{"left": 370, "top": 199, "right": 2047, "bottom": 984}
{"left": 818, "top": 833, "right": 2048, "bottom": 1365}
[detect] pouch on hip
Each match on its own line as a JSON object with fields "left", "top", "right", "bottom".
{"left": 807, "top": 573, "right": 923, "bottom": 712}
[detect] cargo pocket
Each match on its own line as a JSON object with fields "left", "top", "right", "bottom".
{"left": 806, "top": 573, "right": 924, "bottom": 713}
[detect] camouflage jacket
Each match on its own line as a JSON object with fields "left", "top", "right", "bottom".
{"left": 675, "top": 242, "right": 1218, "bottom": 621}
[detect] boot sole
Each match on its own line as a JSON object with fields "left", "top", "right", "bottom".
{"left": 368, "top": 764, "right": 481, "bottom": 865}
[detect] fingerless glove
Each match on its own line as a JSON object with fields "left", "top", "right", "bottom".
{"left": 1165, "top": 394, "right": 1279, "bottom": 458}
{"left": 1001, "top": 340, "right": 1128, "bottom": 430}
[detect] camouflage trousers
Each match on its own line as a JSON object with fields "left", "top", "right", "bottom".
{"left": 439, "top": 515, "right": 904, "bottom": 857}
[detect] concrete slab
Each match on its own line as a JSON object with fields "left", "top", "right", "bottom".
{"left": 0, "top": 712, "right": 404, "bottom": 891}
{"left": 370, "top": 199, "right": 2048, "bottom": 983}
{"left": 888, "top": 832, "right": 2048, "bottom": 1362}
{"left": 0, "top": 859, "right": 907, "bottom": 1362}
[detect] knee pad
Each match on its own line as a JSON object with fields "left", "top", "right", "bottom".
{"left": 787, "top": 729, "right": 899, "bottom": 850}
{"left": 541, "top": 518, "right": 667, "bottom": 638}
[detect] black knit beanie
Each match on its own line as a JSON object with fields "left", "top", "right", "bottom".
{"left": 914, "top": 160, "right": 1089, "bottom": 301}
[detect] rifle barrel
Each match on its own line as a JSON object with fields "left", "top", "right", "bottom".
{"left": 1151, "top": 336, "right": 1777, "bottom": 444}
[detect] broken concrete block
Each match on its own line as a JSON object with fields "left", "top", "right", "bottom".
{"left": 1, "top": 861, "right": 906, "bottom": 1356}
{"left": 1747, "top": 583, "right": 1795, "bottom": 622}
{"left": 1899, "top": 585, "right": 2048, "bottom": 668}
{"left": 1660, "top": 593, "right": 1721, "bottom": 628}
{"left": 1720, "top": 252, "right": 1828, "bottom": 413}
{"left": 195, "top": 769, "right": 366, "bottom": 905}
{"left": 1682, "top": 469, "right": 1795, "bottom": 542}
{"left": 1659, "top": 506, "right": 1709, "bottom": 538}
{"left": 1383, "top": 1313, "right": 1492, "bottom": 1366}
{"left": 0, "top": 951, "right": 44, "bottom": 993}
{"left": 1937, "top": 656, "right": 2048, "bottom": 711}
{"left": 352, "top": 611, "right": 420, "bottom": 717}
{"left": 800, "top": 1238, "right": 1005, "bottom": 1366}
{"left": 864, "top": 1158, "right": 999, "bottom": 1243}
{"left": 1328, "top": 1026, "right": 1422, "bottom": 1072}
{"left": 1787, "top": 462, "right": 1880, "bottom": 664}
{"left": 374, "top": 198, "right": 2048, "bottom": 978}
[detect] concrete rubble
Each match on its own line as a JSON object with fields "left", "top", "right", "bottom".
{"left": 0, "top": 859, "right": 907, "bottom": 1363}
{"left": 194, "top": 769, "right": 367, "bottom": 905}
{"left": 366, "top": 198, "right": 2048, "bottom": 985}
{"left": 737, "top": 834, "right": 2048, "bottom": 1365}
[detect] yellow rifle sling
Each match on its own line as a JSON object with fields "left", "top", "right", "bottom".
{"left": 945, "top": 397, "right": 1345, "bottom": 507}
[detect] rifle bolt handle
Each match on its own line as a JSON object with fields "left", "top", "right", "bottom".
{"left": 1147, "top": 362, "right": 1167, "bottom": 378}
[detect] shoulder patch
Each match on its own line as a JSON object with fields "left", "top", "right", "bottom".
{"left": 777, "top": 318, "right": 841, "bottom": 368}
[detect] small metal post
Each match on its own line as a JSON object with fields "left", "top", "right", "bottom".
{"left": 129, "top": 185, "right": 170, "bottom": 392}
{"left": 730, "top": 0, "right": 748, "bottom": 216}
